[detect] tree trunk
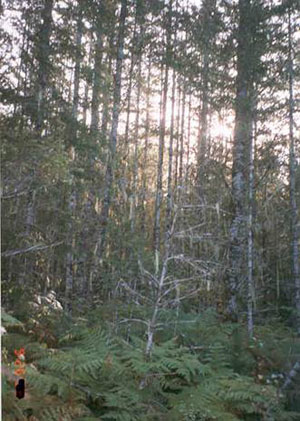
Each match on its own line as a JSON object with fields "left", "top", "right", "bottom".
{"left": 186, "top": 92, "right": 192, "bottom": 185}
{"left": 166, "top": 0, "right": 177, "bottom": 234}
{"left": 198, "top": 58, "right": 209, "bottom": 166}
{"left": 71, "top": 10, "right": 82, "bottom": 125}
{"left": 198, "top": 0, "right": 216, "bottom": 161}
{"left": 153, "top": 0, "right": 172, "bottom": 274}
{"left": 90, "top": 21, "right": 103, "bottom": 135}
{"left": 247, "top": 107, "right": 255, "bottom": 338}
{"left": 83, "top": 32, "right": 93, "bottom": 126}
{"left": 228, "top": 0, "right": 254, "bottom": 318}
{"left": 174, "top": 82, "right": 181, "bottom": 193}
{"left": 65, "top": 5, "right": 83, "bottom": 311}
{"left": 101, "top": 34, "right": 114, "bottom": 141}
{"left": 34, "top": 0, "right": 53, "bottom": 131}
{"left": 288, "top": 7, "right": 300, "bottom": 335}
{"left": 140, "top": 55, "right": 152, "bottom": 235}
{"left": 124, "top": 16, "right": 138, "bottom": 150}
{"left": 166, "top": 66, "right": 176, "bottom": 234}
{"left": 131, "top": 24, "right": 144, "bottom": 233}
{"left": 179, "top": 78, "right": 186, "bottom": 191}
{"left": 90, "top": 0, "right": 127, "bottom": 289}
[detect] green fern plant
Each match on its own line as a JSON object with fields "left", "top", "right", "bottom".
{"left": 2, "top": 307, "right": 299, "bottom": 421}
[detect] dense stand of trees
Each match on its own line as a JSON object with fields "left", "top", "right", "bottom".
{"left": 1, "top": 0, "right": 300, "bottom": 419}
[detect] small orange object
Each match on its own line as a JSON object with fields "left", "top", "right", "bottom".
{"left": 14, "top": 348, "right": 25, "bottom": 357}
{"left": 14, "top": 368, "right": 25, "bottom": 376}
{"left": 14, "top": 348, "right": 26, "bottom": 399}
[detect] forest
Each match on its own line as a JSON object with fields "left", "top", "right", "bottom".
{"left": 1, "top": 0, "right": 300, "bottom": 419}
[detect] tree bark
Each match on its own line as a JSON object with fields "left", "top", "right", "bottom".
{"left": 83, "top": 32, "right": 93, "bottom": 126}
{"left": 140, "top": 55, "right": 152, "bottom": 235}
{"left": 198, "top": 0, "right": 216, "bottom": 167}
{"left": 65, "top": 5, "right": 83, "bottom": 310}
{"left": 90, "top": 17, "right": 104, "bottom": 135}
{"left": 247, "top": 107, "right": 255, "bottom": 338}
{"left": 90, "top": 0, "right": 127, "bottom": 289}
{"left": 124, "top": 16, "right": 138, "bottom": 150}
{"left": 179, "top": 78, "right": 186, "bottom": 191}
{"left": 198, "top": 58, "right": 209, "bottom": 166}
{"left": 101, "top": 33, "right": 114, "bottom": 140}
{"left": 153, "top": 0, "right": 172, "bottom": 274}
{"left": 228, "top": 0, "right": 254, "bottom": 318}
{"left": 174, "top": 82, "right": 181, "bottom": 193}
{"left": 34, "top": 0, "right": 53, "bottom": 131}
{"left": 131, "top": 21, "right": 144, "bottom": 233}
{"left": 186, "top": 92, "right": 192, "bottom": 185}
{"left": 288, "top": 7, "right": 300, "bottom": 335}
{"left": 166, "top": 66, "right": 176, "bottom": 235}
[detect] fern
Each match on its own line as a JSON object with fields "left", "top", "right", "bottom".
{"left": 2, "top": 310, "right": 24, "bottom": 328}
{"left": 2, "top": 307, "right": 299, "bottom": 420}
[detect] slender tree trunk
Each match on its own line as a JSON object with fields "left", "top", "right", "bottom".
{"left": 198, "top": 0, "right": 216, "bottom": 161}
{"left": 18, "top": 190, "right": 36, "bottom": 285}
{"left": 247, "top": 112, "right": 255, "bottom": 338}
{"left": 140, "top": 55, "right": 151, "bottom": 234}
{"left": 153, "top": 1, "right": 172, "bottom": 274}
{"left": 166, "top": 67, "right": 176, "bottom": 234}
{"left": 65, "top": 6, "right": 83, "bottom": 310}
{"left": 197, "top": 0, "right": 216, "bottom": 194}
{"left": 13, "top": 16, "right": 28, "bottom": 117}
{"left": 166, "top": 0, "right": 177, "bottom": 232}
{"left": 34, "top": 0, "right": 53, "bottom": 131}
{"left": 83, "top": 32, "right": 93, "bottom": 126}
{"left": 65, "top": 188, "right": 76, "bottom": 309}
{"left": 146, "top": 211, "right": 178, "bottom": 358}
{"left": 130, "top": 0, "right": 145, "bottom": 233}
{"left": 90, "top": 22, "right": 103, "bottom": 135}
{"left": 174, "top": 82, "right": 181, "bottom": 192}
{"left": 228, "top": 0, "right": 254, "bottom": 318}
{"left": 198, "top": 58, "right": 209, "bottom": 166}
{"left": 186, "top": 92, "right": 192, "bottom": 185}
{"left": 124, "top": 16, "right": 138, "bottom": 150}
{"left": 154, "top": 58, "right": 168, "bottom": 274}
{"left": 101, "top": 34, "right": 114, "bottom": 141}
{"left": 179, "top": 79, "right": 186, "bottom": 190}
{"left": 71, "top": 8, "right": 82, "bottom": 126}
{"left": 131, "top": 31, "right": 143, "bottom": 233}
{"left": 89, "top": 0, "right": 127, "bottom": 290}
{"left": 288, "top": 7, "right": 300, "bottom": 335}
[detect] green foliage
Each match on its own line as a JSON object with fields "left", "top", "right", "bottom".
{"left": 2, "top": 310, "right": 24, "bottom": 328}
{"left": 2, "top": 309, "right": 299, "bottom": 420}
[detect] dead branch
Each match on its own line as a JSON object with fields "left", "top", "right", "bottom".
{"left": 1, "top": 241, "right": 64, "bottom": 258}
{"left": 280, "top": 361, "right": 300, "bottom": 393}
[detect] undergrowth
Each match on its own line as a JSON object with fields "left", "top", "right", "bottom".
{"left": 2, "top": 302, "right": 300, "bottom": 421}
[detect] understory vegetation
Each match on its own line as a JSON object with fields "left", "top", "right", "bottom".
{"left": 2, "top": 296, "right": 300, "bottom": 420}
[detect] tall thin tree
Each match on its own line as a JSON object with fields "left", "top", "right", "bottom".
{"left": 287, "top": 5, "right": 300, "bottom": 334}
{"left": 90, "top": 0, "right": 128, "bottom": 290}
{"left": 228, "top": 0, "right": 255, "bottom": 318}
{"left": 153, "top": 0, "right": 172, "bottom": 274}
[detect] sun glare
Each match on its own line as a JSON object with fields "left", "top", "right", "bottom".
{"left": 210, "top": 118, "right": 233, "bottom": 139}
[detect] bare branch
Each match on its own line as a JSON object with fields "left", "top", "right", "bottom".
{"left": 1, "top": 241, "right": 64, "bottom": 258}
{"left": 118, "top": 318, "right": 149, "bottom": 326}
{"left": 1, "top": 190, "right": 28, "bottom": 200}
{"left": 120, "top": 281, "right": 152, "bottom": 304}
{"left": 280, "top": 361, "right": 300, "bottom": 393}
